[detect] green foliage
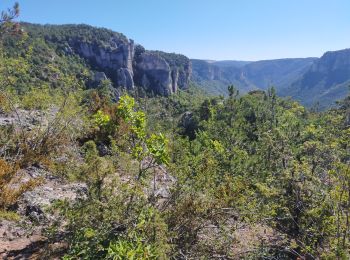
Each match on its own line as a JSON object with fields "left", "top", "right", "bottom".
{"left": 93, "top": 110, "right": 111, "bottom": 128}
{"left": 0, "top": 2, "right": 20, "bottom": 40}
{"left": 106, "top": 208, "right": 161, "bottom": 260}
{"left": 22, "top": 23, "right": 128, "bottom": 48}
{"left": 0, "top": 209, "right": 20, "bottom": 221}
{"left": 147, "top": 133, "right": 169, "bottom": 165}
{"left": 1, "top": 11, "right": 350, "bottom": 258}
{"left": 107, "top": 239, "right": 157, "bottom": 260}
{"left": 140, "top": 87, "right": 350, "bottom": 258}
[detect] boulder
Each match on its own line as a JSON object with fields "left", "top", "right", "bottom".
{"left": 17, "top": 167, "right": 88, "bottom": 222}
{"left": 93, "top": 71, "right": 108, "bottom": 83}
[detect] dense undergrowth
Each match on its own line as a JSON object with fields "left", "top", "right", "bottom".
{"left": 1, "top": 3, "right": 350, "bottom": 259}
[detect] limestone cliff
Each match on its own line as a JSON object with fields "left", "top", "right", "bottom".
{"left": 22, "top": 23, "right": 191, "bottom": 95}
{"left": 72, "top": 40, "right": 192, "bottom": 95}
{"left": 134, "top": 51, "right": 191, "bottom": 95}
{"left": 68, "top": 38, "right": 135, "bottom": 89}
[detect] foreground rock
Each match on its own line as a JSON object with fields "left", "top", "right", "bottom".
{"left": 0, "top": 108, "right": 57, "bottom": 130}
{"left": 0, "top": 167, "right": 87, "bottom": 259}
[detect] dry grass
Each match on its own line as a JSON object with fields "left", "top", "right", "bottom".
{"left": 0, "top": 209, "right": 20, "bottom": 221}
{"left": 0, "top": 159, "right": 40, "bottom": 209}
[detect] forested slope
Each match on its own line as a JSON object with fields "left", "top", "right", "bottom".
{"left": 1, "top": 4, "right": 350, "bottom": 259}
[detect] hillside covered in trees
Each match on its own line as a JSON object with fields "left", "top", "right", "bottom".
{"left": 1, "top": 3, "right": 350, "bottom": 259}
{"left": 191, "top": 55, "right": 350, "bottom": 109}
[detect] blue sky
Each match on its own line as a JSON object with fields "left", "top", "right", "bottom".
{"left": 2, "top": 0, "right": 350, "bottom": 60}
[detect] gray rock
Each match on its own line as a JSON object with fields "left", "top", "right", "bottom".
{"left": 18, "top": 167, "right": 88, "bottom": 223}
{"left": 26, "top": 205, "right": 45, "bottom": 222}
{"left": 20, "top": 182, "right": 87, "bottom": 213}
{"left": 116, "top": 68, "right": 134, "bottom": 89}
{"left": 69, "top": 37, "right": 135, "bottom": 89}
{"left": 134, "top": 52, "right": 173, "bottom": 96}
{"left": 149, "top": 172, "right": 175, "bottom": 201}
{"left": 63, "top": 45, "right": 74, "bottom": 55}
{"left": 0, "top": 165, "right": 88, "bottom": 258}
{"left": 0, "top": 108, "right": 56, "bottom": 129}
{"left": 134, "top": 51, "right": 191, "bottom": 95}
{"left": 97, "top": 143, "right": 110, "bottom": 156}
{"left": 53, "top": 27, "right": 192, "bottom": 96}
{"left": 93, "top": 71, "right": 108, "bottom": 83}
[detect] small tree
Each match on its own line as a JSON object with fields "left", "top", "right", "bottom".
{"left": 0, "top": 2, "right": 21, "bottom": 41}
{"left": 228, "top": 84, "right": 239, "bottom": 99}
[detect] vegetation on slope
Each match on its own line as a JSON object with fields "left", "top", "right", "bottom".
{"left": 1, "top": 3, "right": 350, "bottom": 259}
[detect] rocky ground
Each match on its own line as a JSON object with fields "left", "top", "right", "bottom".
{"left": 0, "top": 109, "right": 85, "bottom": 259}
{"left": 0, "top": 108, "right": 57, "bottom": 130}
{"left": 0, "top": 164, "right": 175, "bottom": 259}
{"left": 0, "top": 108, "right": 176, "bottom": 259}
{"left": 0, "top": 109, "right": 285, "bottom": 259}
{"left": 0, "top": 166, "right": 87, "bottom": 259}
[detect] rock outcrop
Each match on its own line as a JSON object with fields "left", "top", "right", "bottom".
{"left": 69, "top": 38, "right": 135, "bottom": 89}
{"left": 0, "top": 166, "right": 87, "bottom": 259}
{"left": 153, "top": 51, "right": 191, "bottom": 93}
{"left": 134, "top": 52, "right": 173, "bottom": 95}
{"left": 73, "top": 43, "right": 192, "bottom": 95}
{"left": 23, "top": 23, "right": 192, "bottom": 96}
{"left": 66, "top": 36, "right": 192, "bottom": 95}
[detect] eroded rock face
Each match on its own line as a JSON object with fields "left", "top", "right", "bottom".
{"left": 134, "top": 51, "right": 191, "bottom": 96}
{"left": 69, "top": 38, "right": 135, "bottom": 89}
{"left": 134, "top": 52, "right": 173, "bottom": 96}
{"left": 36, "top": 24, "right": 192, "bottom": 96}
{"left": 70, "top": 40, "right": 192, "bottom": 95}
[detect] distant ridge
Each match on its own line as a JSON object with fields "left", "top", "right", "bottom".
{"left": 280, "top": 48, "right": 350, "bottom": 108}
{"left": 191, "top": 57, "right": 317, "bottom": 97}
{"left": 19, "top": 22, "right": 350, "bottom": 108}
{"left": 191, "top": 50, "right": 350, "bottom": 108}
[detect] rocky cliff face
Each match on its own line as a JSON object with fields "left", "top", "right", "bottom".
{"left": 23, "top": 23, "right": 192, "bottom": 96}
{"left": 68, "top": 37, "right": 191, "bottom": 95}
{"left": 152, "top": 51, "right": 192, "bottom": 92}
{"left": 134, "top": 52, "right": 173, "bottom": 95}
{"left": 134, "top": 51, "right": 191, "bottom": 95}
{"left": 281, "top": 49, "right": 350, "bottom": 108}
{"left": 69, "top": 38, "right": 135, "bottom": 89}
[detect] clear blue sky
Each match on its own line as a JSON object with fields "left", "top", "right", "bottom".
{"left": 2, "top": 0, "right": 350, "bottom": 60}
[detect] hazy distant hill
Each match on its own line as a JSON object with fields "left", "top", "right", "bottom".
{"left": 191, "top": 59, "right": 255, "bottom": 95}
{"left": 192, "top": 51, "right": 350, "bottom": 108}
{"left": 240, "top": 58, "right": 317, "bottom": 90}
{"left": 211, "top": 60, "right": 252, "bottom": 68}
{"left": 281, "top": 49, "right": 350, "bottom": 108}
{"left": 191, "top": 57, "right": 317, "bottom": 96}
{"left": 19, "top": 23, "right": 350, "bottom": 108}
